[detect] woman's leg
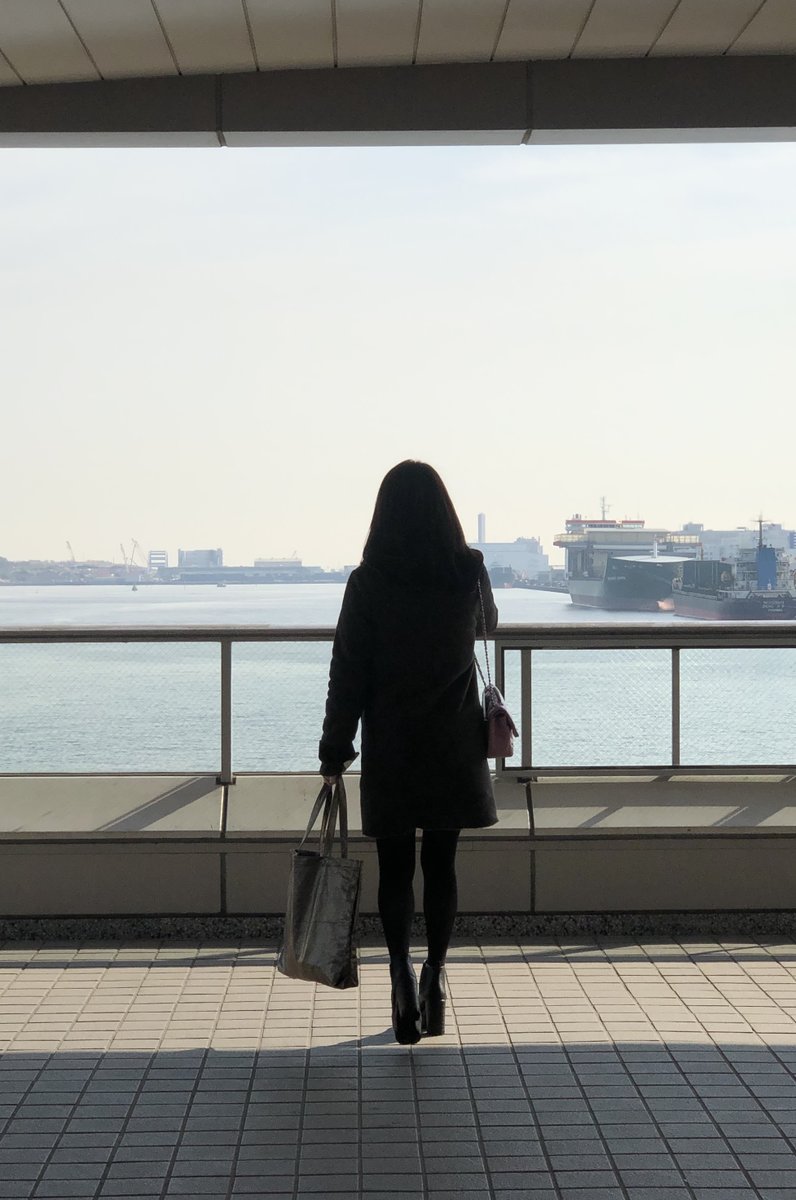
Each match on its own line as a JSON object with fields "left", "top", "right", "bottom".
{"left": 377, "top": 833, "right": 421, "bottom": 1043}
{"left": 420, "top": 829, "right": 461, "bottom": 967}
{"left": 376, "top": 833, "right": 417, "bottom": 963}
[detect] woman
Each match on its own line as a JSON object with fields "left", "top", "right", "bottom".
{"left": 319, "top": 461, "right": 498, "bottom": 1044}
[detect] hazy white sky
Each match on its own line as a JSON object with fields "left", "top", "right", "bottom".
{"left": 1, "top": 141, "right": 794, "bottom": 568}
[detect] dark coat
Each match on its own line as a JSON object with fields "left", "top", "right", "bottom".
{"left": 319, "top": 549, "right": 499, "bottom": 838}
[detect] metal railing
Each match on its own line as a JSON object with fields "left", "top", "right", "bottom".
{"left": 491, "top": 623, "right": 796, "bottom": 777}
{"left": 2, "top": 622, "right": 796, "bottom": 779}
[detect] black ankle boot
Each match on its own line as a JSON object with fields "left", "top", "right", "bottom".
{"left": 390, "top": 959, "right": 421, "bottom": 1045}
{"left": 419, "top": 961, "right": 446, "bottom": 1036}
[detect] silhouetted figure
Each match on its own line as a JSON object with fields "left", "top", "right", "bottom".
{"left": 319, "top": 460, "right": 498, "bottom": 1043}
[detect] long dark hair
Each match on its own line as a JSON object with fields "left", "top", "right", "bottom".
{"left": 362, "top": 461, "right": 472, "bottom": 579}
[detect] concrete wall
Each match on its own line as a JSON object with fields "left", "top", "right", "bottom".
{"left": 0, "top": 774, "right": 795, "bottom": 917}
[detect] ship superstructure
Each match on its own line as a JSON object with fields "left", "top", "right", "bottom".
{"left": 554, "top": 514, "right": 701, "bottom": 611}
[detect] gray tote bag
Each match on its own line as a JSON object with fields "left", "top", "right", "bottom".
{"left": 277, "top": 778, "right": 362, "bottom": 990}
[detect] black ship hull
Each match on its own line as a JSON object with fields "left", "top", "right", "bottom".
{"left": 673, "top": 591, "right": 796, "bottom": 620}
{"left": 568, "top": 558, "right": 682, "bottom": 612}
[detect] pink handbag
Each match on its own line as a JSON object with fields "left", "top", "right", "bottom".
{"left": 476, "top": 581, "right": 519, "bottom": 759}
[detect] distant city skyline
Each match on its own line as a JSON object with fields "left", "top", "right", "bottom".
{"left": 2, "top": 142, "right": 794, "bottom": 569}
{"left": 6, "top": 511, "right": 796, "bottom": 574}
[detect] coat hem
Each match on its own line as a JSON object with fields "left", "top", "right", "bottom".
{"left": 361, "top": 816, "right": 499, "bottom": 839}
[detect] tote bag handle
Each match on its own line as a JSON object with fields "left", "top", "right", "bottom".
{"left": 299, "top": 779, "right": 349, "bottom": 859}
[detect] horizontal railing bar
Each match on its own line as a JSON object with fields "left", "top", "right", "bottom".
{"left": 494, "top": 624, "right": 796, "bottom": 650}
{"left": 511, "top": 764, "right": 796, "bottom": 777}
{"left": 0, "top": 771, "right": 226, "bottom": 778}
{"left": 0, "top": 626, "right": 338, "bottom": 644}
{"left": 1, "top": 622, "right": 795, "bottom": 647}
{"left": 1, "top": 766, "right": 794, "bottom": 780}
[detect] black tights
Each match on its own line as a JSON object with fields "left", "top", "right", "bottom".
{"left": 376, "top": 830, "right": 460, "bottom": 968}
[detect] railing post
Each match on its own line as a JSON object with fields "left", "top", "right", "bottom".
{"left": 521, "top": 647, "right": 532, "bottom": 768}
{"left": 671, "top": 646, "right": 681, "bottom": 768}
{"left": 494, "top": 636, "right": 506, "bottom": 775}
{"left": 219, "top": 637, "right": 233, "bottom": 785}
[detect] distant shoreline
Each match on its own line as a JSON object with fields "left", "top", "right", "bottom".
{"left": 0, "top": 579, "right": 347, "bottom": 587}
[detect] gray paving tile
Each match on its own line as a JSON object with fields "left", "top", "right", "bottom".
{"left": 168, "top": 1182, "right": 232, "bottom": 1196}
{"left": 35, "top": 1184, "right": 102, "bottom": 1198}
{"left": 170, "top": 1159, "right": 239, "bottom": 1177}
{"left": 359, "top": 1193, "right": 423, "bottom": 1200}
{"left": 559, "top": 1190, "right": 624, "bottom": 1200}
{"left": 689, "top": 1192, "right": 758, "bottom": 1199}
{"left": 555, "top": 1170, "right": 619, "bottom": 1187}
{"left": 40, "top": 1163, "right": 106, "bottom": 1180}
{"left": 612, "top": 1151, "right": 677, "bottom": 1168}
{"left": 624, "top": 1191, "right": 691, "bottom": 1199}
{"left": 619, "top": 1166, "right": 692, "bottom": 1186}
{"left": 740, "top": 1153, "right": 796, "bottom": 1170}
{"left": 683, "top": 1169, "right": 755, "bottom": 1186}
{"left": 493, "top": 1192, "right": 555, "bottom": 1199}
{"left": 490, "top": 1172, "right": 555, "bottom": 1188}
{"left": 674, "top": 1149, "right": 742, "bottom": 1168}
{"left": 292, "top": 1177, "right": 360, "bottom": 1192}
{"left": 423, "top": 1173, "right": 489, "bottom": 1189}
{"left": 111, "top": 1147, "right": 174, "bottom": 1163}
{"left": 485, "top": 1154, "right": 547, "bottom": 1170}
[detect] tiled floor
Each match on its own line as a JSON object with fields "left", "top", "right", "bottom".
{"left": 2, "top": 940, "right": 796, "bottom": 1199}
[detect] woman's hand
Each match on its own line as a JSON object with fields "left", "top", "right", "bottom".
{"left": 323, "top": 774, "right": 340, "bottom": 786}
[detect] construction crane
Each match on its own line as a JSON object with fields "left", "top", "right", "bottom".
{"left": 66, "top": 541, "right": 76, "bottom": 564}
{"left": 120, "top": 543, "right": 129, "bottom": 568}
{"left": 130, "top": 539, "right": 147, "bottom": 568}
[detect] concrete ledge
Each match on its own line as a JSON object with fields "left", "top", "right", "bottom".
{"left": 528, "top": 776, "right": 796, "bottom": 834}
{"left": 0, "top": 775, "right": 222, "bottom": 837}
{"left": 5, "top": 774, "right": 792, "bottom": 839}
{"left": 1, "top": 774, "right": 796, "bottom": 918}
{"left": 229, "top": 773, "right": 530, "bottom": 837}
{"left": 224, "top": 774, "right": 531, "bottom": 914}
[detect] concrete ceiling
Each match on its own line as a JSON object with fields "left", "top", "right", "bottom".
{"left": 0, "top": 2, "right": 793, "bottom": 146}
{"left": 0, "top": 0, "right": 794, "bottom": 87}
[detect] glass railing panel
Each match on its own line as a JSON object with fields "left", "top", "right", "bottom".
{"left": 234, "top": 639, "right": 503, "bottom": 772}
{"left": 0, "top": 643, "right": 219, "bottom": 772}
{"left": 500, "top": 647, "right": 522, "bottom": 764}
{"left": 680, "top": 648, "right": 796, "bottom": 765}
{"left": 530, "top": 648, "right": 672, "bottom": 767}
{"left": 232, "top": 640, "right": 337, "bottom": 772}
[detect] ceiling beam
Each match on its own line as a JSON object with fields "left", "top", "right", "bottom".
{"left": 0, "top": 57, "right": 793, "bottom": 147}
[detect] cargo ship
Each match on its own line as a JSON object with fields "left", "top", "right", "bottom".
{"left": 554, "top": 513, "right": 701, "bottom": 612}
{"left": 672, "top": 525, "right": 796, "bottom": 620}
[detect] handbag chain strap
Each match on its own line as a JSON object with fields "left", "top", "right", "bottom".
{"left": 476, "top": 578, "right": 492, "bottom": 689}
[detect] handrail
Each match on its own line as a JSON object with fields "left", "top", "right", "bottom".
{"left": 1, "top": 621, "right": 796, "bottom": 646}
{"left": 0, "top": 625, "right": 338, "bottom": 643}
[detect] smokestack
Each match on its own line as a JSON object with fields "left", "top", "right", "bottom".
{"left": 477, "top": 513, "right": 486, "bottom": 543}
